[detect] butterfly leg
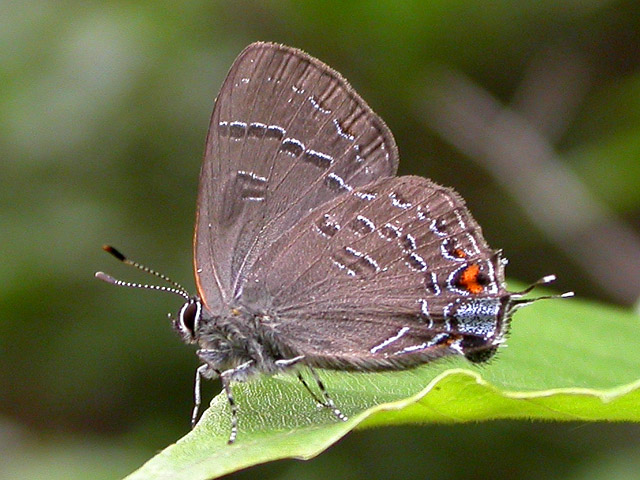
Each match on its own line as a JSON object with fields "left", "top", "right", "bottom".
{"left": 274, "top": 356, "right": 342, "bottom": 416}
{"left": 306, "top": 367, "right": 348, "bottom": 422}
{"left": 275, "top": 356, "right": 346, "bottom": 421}
{"left": 275, "top": 355, "right": 305, "bottom": 369}
{"left": 296, "top": 371, "right": 325, "bottom": 406}
{"left": 276, "top": 358, "right": 323, "bottom": 404}
{"left": 219, "top": 360, "right": 254, "bottom": 444}
{"left": 219, "top": 374, "right": 237, "bottom": 444}
{"left": 191, "top": 363, "right": 215, "bottom": 428}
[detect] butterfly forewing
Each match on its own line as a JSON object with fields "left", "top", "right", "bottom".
{"left": 194, "top": 43, "right": 399, "bottom": 310}
{"left": 241, "top": 176, "right": 509, "bottom": 369}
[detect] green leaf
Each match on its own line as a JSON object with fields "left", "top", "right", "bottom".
{"left": 124, "top": 295, "right": 640, "bottom": 480}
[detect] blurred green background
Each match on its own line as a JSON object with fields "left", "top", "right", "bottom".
{"left": 2, "top": 1, "right": 640, "bottom": 479}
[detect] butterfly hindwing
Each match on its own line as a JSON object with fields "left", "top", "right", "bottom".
{"left": 241, "top": 176, "right": 510, "bottom": 369}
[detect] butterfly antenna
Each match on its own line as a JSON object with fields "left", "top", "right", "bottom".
{"left": 508, "top": 274, "right": 574, "bottom": 311}
{"left": 95, "top": 245, "right": 190, "bottom": 300}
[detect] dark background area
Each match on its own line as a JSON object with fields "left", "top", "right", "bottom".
{"left": 2, "top": 1, "right": 639, "bottom": 479}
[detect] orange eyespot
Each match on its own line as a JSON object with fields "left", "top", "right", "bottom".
{"left": 453, "top": 248, "right": 467, "bottom": 258}
{"left": 458, "top": 264, "right": 484, "bottom": 294}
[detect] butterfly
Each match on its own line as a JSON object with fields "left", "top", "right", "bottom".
{"left": 97, "top": 42, "right": 570, "bottom": 443}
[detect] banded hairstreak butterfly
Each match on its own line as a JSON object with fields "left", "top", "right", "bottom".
{"left": 97, "top": 42, "right": 572, "bottom": 443}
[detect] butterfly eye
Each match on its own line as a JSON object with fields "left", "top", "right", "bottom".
{"left": 176, "top": 299, "right": 201, "bottom": 342}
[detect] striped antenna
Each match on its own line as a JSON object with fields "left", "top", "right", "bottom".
{"left": 96, "top": 245, "right": 190, "bottom": 300}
